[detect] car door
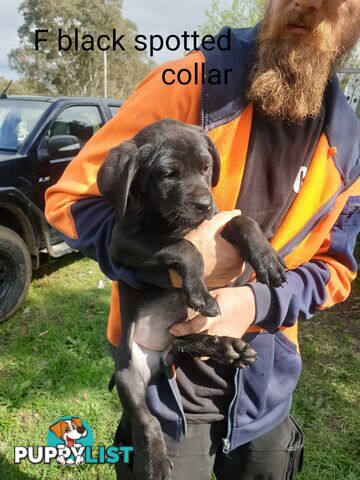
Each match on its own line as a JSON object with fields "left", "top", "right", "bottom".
{"left": 35, "top": 103, "right": 104, "bottom": 210}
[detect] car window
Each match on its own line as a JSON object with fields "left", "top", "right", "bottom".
{"left": 45, "top": 105, "right": 103, "bottom": 148}
{"left": 109, "top": 105, "right": 120, "bottom": 117}
{"left": 0, "top": 100, "right": 48, "bottom": 151}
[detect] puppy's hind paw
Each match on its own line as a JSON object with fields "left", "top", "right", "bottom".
{"left": 172, "top": 333, "right": 257, "bottom": 369}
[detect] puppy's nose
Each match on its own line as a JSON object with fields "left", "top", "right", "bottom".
{"left": 191, "top": 194, "right": 212, "bottom": 213}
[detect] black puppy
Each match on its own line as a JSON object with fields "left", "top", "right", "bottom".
{"left": 97, "top": 119, "right": 286, "bottom": 480}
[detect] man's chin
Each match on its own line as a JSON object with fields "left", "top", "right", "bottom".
{"left": 271, "top": 33, "right": 330, "bottom": 59}
{"left": 247, "top": 38, "right": 337, "bottom": 122}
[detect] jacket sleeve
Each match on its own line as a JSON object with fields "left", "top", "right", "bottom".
{"left": 249, "top": 183, "right": 360, "bottom": 331}
{"left": 45, "top": 52, "right": 203, "bottom": 287}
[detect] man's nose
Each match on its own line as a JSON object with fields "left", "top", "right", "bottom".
{"left": 294, "top": 0, "right": 323, "bottom": 13}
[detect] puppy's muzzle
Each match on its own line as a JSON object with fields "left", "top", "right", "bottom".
{"left": 191, "top": 193, "right": 212, "bottom": 213}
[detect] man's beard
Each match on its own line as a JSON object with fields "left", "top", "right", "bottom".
{"left": 247, "top": 6, "right": 360, "bottom": 124}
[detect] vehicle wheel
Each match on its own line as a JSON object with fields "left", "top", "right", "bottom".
{"left": 0, "top": 226, "right": 32, "bottom": 324}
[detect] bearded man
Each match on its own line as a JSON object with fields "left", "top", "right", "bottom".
{"left": 45, "top": 0, "right": 360, "bottom": 478}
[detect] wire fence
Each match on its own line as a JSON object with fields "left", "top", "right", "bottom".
{"left": 338, "top": 68, "right": 360, "bottom": 117}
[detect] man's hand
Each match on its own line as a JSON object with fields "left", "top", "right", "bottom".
{"left": 169, "top": 210, "right": 245, "bottom": 289}
{"left": 168, "top": 286, "right": 256, "bottom": 338}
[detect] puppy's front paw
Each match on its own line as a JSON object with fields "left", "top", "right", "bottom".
{"left": 187, "top": 291, "right": 220, "bottom": 317}
{"left": 189, "top": 295, "right": 221, "bottom": 317}
{"left": 200, "top": 293, "right": 221, "bottom": 317}
{"left": 248, "top": 243, "right": 286, "bottom": 288}
{"left": 256, "top": 248, "right": 287, "bottom": 288}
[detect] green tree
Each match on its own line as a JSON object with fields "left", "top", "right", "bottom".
{"left": 200, "top": 0, "right": 266, "bottom": 36}
{"left": 8, "top": 0, "right": 155, "bottom": 99}
{"left": 0, "top": 76, "right": 36, "bottom": 95}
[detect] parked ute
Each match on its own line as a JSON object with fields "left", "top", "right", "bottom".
{"left": 0, "top": 95, "right": 122, "bottom": 323}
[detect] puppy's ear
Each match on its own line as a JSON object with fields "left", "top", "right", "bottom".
{"left": 206, "top": 136, "right": 221, "bottom": 187}
{"left": 71, "top": 417, "right": 82, "bottom": 428}
{"left": 97, "top": 141, "right": 138, "bottom": 218}
{"left": 49, "top": 420, "right": 66, "bottom": 439}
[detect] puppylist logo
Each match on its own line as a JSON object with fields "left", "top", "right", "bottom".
{"left": 14, "top": 416, "right": 133, "bottom": 466}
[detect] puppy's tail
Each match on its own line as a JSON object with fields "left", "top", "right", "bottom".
{"left": 108, "top": 373, "right": 115, "bottom": 392}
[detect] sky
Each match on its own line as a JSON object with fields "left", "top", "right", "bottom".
{"left": 0, "top": 0, "right": 216, "bottom": 81}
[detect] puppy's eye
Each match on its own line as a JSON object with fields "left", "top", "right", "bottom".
{"left": 202, "top": 164, "right": 210, "bottom": 173}
{"left": 65, "top": 426, "right": 70, "bottom": 431}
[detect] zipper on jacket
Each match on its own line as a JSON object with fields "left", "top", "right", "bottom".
{"left": 222, "top": 368, "right": 240, "bottom": 453}
{"left": 344, "top": 205, "right": 359, "bottom": 223}
{"left": 222, "top": 438, "right": 231, "bottom": 454}
{"left": 165, "top": 365, "right": 188, "bottom": 438}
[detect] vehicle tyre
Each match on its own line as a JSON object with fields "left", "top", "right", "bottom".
{"left": 0, "top": 226, "right": 32, "bottom": 323}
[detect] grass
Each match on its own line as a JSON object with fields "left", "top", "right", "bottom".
{"left": 293, "top": 288, "right": 360, "bottom": 480}
{"left": 0, "top": 253, "right": 359, "bottom": 479}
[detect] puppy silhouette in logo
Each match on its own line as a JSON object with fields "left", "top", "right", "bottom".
{"left": 49, "top": 417, "right": 87, "bottom": 465}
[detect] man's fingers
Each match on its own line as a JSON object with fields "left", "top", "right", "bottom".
{"left": 186, "top": 309, "right": 200, "bottom": 321}
{"left": 215, "top": 209, "right": 241, "bottom": 219}
{"left": 169, "top": 314, "right": 211, "bottom": 336}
